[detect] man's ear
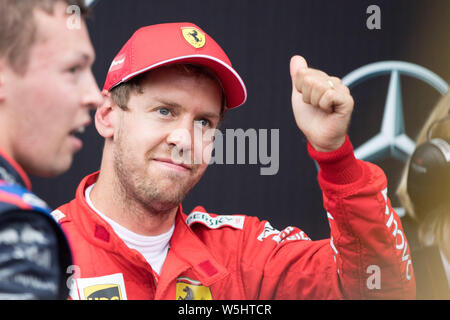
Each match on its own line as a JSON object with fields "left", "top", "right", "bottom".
{"left": 95, "top": 90, "right": 118, "bottom": 139}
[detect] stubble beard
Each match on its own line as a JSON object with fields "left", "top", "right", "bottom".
{"left": 112, "top": 140, "right": 203, "bottom": 216}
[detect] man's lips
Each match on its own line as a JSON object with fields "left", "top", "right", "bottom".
{"left": 153, "top": 158, "right": 193, "bottom": 171}
{"left": 69, "top": 119, "right": 91, "bottom": 136}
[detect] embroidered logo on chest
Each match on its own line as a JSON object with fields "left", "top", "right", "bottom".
{"left": 176, "top": 277, "right": 212, "bottom": 300}
{"left": 186, "top": 212, "right": 245, "bottom": 230}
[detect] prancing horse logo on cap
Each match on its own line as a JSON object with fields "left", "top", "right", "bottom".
{"left": 182, "top": 27, "right": 206, "bottom": 49}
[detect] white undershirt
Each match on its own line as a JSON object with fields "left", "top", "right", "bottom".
{"left": 85, "top": 184, "right": 174, "bottom": 275}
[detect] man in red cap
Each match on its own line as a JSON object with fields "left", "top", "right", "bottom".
{"left": 55, "top": 22, "right": 415, "bottom": 300}
{"left": 0, "top": 0, "right": 102, "bottom": 299}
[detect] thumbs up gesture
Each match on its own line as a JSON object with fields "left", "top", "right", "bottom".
{"left": 290, "top": 55, "right": 354, "bottom": 152}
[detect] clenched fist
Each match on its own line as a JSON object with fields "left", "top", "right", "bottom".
{"left": 290, "top": 55, "right": 354, "bottom": 152}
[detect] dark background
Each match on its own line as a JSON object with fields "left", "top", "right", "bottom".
{"left": 31, "top": 0, "right": 450, "bottom": 240}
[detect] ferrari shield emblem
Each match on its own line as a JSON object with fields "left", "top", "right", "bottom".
{"left": 176, "top": 277, "right": 212, "bottom": 300}
{"left": 181, "top": 27, "right": 206, "bottom": 48}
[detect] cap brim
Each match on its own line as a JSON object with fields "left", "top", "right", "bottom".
{"left": 115, "top": 54, "right": 247, "bottom": 109}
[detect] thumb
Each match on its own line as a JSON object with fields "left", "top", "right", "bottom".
{"left": 289, "top": 55, "right": 308, "bottom": 80}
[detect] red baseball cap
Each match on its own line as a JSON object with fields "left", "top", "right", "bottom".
{"left": 103, "top": 22, "right": 247, "bottom": 109}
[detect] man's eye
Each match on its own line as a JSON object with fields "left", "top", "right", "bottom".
{"left": 158, "top": 108, "right": 171, "bottom": 116}
{"left": 196, "top": 119, "right": 211, "bottom": 127}
{"left": 68, "top": 65, "right": 81, "bottom": 73}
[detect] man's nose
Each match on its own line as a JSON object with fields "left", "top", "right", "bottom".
{"left": 166, "top": 125, "right": 194, "bottom": 152}
{"left": 82, "top": 72, "right": 103, "bottom": 110}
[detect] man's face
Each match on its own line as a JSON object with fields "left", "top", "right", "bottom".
{"left": 110, "top": 67, "right": 223, "bottom": 212}
{"left": 1, "top": 2, "right": 101, "bottom": 177}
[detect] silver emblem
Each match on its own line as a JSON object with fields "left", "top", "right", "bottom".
{"left": 342, "top": 61, "right": 448, "bottom": 163}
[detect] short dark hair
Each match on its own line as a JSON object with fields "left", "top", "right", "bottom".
{"left": 0, "top": 0, "right": 90, "bottom": 75}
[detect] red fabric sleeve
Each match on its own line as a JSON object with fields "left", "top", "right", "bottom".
{"left": 307, "top": 135, "right": 362, "bottom": 185}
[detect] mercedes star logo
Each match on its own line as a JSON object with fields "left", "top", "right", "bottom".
{"left": 342, "top": 61, "right": 449, "bottom": 163}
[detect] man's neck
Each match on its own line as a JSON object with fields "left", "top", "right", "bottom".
{"left": 90, "top": 170, "right": 178, "bottom": 236}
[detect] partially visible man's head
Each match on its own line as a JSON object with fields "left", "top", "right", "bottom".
{"left": 0, "top": 0, "right": 102, "bottom": 177}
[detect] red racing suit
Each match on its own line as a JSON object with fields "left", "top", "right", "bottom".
{"left": 55, "top": 137, "right": 415, "bottom": 299}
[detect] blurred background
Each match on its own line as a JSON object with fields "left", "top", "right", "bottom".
{"left": 32, "top": 0, "right": 450, "bottom": 240}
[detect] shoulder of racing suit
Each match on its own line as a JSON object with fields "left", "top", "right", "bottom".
{"left": 0, "top": 181, "right": 72, "bottom": 299}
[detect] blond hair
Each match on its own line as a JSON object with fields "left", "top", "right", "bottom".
{"left": 396, "top": 92, "right": 450, "bottom": 252}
